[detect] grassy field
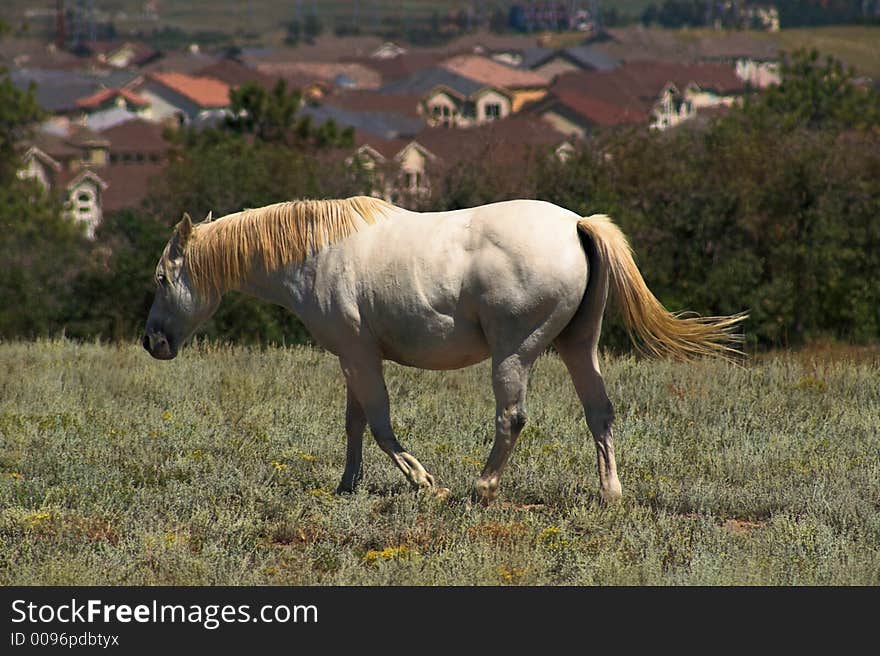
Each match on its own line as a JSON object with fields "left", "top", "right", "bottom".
{"left": 665, "top": 25, "right": 880, "bottom": 78}
{"left": 1, "top": 340, "right": 879, "bottom": 585}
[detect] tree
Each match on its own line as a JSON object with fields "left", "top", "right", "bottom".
{"left": 0, "top": 64, "right": 43, "bottom": 182}
{"left": 0, "top": 58, "right": 90, "bottom": 338}
{"left": 226, "top": 80, "right": 302, "bottom": 142}
{"left": 303, "top": 13, "right": 323, "bottom": 44}
{"left": 284, "top": 19, "right": 301, "bottom": 46}
{"left": 221, "top": 80, "right": 354, "bottom": 148}
{"left": 742, "top": 48, "right": 880, "bottom": 132}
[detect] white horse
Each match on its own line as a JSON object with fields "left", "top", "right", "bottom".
{"left": 143, "top": 196, "right": 745, "bottom": 504}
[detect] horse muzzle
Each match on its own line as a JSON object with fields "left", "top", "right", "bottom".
{"left": 142, "top": 332, "right": 176, "bottom": 360}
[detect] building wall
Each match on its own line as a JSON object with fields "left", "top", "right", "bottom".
{"left": 141, "top": 83, "right": 204, "bottom": 123}
{"left": 424, "top": 91, "right": 462, "bottom": 127}
{"left": 651, "top": 88, "right": 694, "bottom": 130}
{"left": 18, "top": 157, "right": 52, "bottom": 190}
{"left": 397, "top": 145, "right": 429, "bottom": 193}
{"left": 83, "top": 147, "right": 108, "bottom": 167}
{"left": 106, "top": 46, "right": 135, "bottom": 68}
{"left": 510, "top": 88, "right": 548, "bottom": 113}
{"left": 686, "top": 88, "right": 737, "bottom": 109}
{"left": 475, "top": 89, "right": 511, "bottom": 123}
{"left": 735, "top": 59, "right": 781, "bottom": 89}
{"left": 540, "top": 110, "right": 586, "bottom": 139}
{"left": 67, "top": 180, "right": 103, "bottom": 239}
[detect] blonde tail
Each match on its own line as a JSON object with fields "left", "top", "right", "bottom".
{"left": 577, "top": 214, "right": 747, "bottom": 360}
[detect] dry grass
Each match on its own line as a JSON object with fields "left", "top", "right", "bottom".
{"left": 1, "top": 339, "right": 878, "bottom": 585}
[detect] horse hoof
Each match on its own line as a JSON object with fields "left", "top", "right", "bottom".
{"left": 599, "top": 483, "right": 623, "bottom": 504}
{"left": 430, "top": 486, "right": 452, "bottom": 501}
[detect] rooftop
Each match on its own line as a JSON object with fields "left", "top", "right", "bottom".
{"left": 147, "top": 72, "right": 231, "bottom": 108}
{"left": 301, "top": 103, "right": 423, "bottom": 141}
{"left": 440, "top": 54, "right": 548, "bottom": 89}
{"left": 324, "top": 90, "right": 422, "bottom": 119}
{"left": 379, "top": 66, "right": 485, "bottom": 98}
{"left": 99, "top": 119, "right": 171, "bottom": 155}
{"left": 548, "top": 60, "right": 746, "bottom": 124}
{"left": 519, "top": 46, "right": 619, "bottom": 72}
{"left": 75, "top": 88, "right": 149, "bottom": 109}
{"left": 255, "top": 61, "right": 382, "bottom": 90}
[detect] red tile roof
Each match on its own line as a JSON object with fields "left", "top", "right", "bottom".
{"left": 440, "top": 54, "right": 548, "bottom": 89}
{"left": 352, "top": 52, "right": 446, "bottom": 84}
{"left": 547, "top": 60, "right": 745, "bottom": 127}
{"left": 75, "top": 88, "right": 149, "bottom": 109}
{"left": 100, "top": 162, "right": 166, "bottom": 213}
{"left": 353, "top": 130, "right": 411, "bottom": 160}
{"left": 148, "top": 72, "right": 231, "bottom": 108}
{"left": 325, "top": 90, "right": 422, "bottom": 118}
{"left": 99, "top": 119, "right": 171, "bottom": 156}
{"left": 549, "top": 88, "right": 649, "bottom": 127}
{"left": 414, "top": 114, "right": 568, "bottom": 163}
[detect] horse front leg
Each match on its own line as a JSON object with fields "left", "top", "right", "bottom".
{"left": 474, "top": 355, "right": 531, "bottom": 506}
{"left": 336, "top": 386, "right": 366, "bottom": 494}
{"left": 339, "top": 356, "right": 448, "bottom": 496}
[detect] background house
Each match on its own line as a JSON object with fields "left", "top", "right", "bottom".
{"left": 18, "top": 118, "right": 171, "bottom": 237}
{"left": 534, "top": 60, "right": 746, "bottom": 136}
{"left": 508, "top": 45, "right": 619, "bottom": 79}
{"left": 137, "top": 71, "right": 231, "bottom": 125}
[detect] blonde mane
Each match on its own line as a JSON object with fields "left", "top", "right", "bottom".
{"left": 183, "top": 196, "right": 395, "bottom": 296}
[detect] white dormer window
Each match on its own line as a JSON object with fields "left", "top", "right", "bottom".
{"left": 67, "top": 181, "right": 103, "bottom": 239}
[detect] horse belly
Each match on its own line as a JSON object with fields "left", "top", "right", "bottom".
{"left": 363, "top": 274, "right": 489, "bottom": 370}
{"left": 374, "top": 309, "right": 490, "bottom": 370}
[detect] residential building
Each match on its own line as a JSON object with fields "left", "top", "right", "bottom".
{"left": 350, "top": 115, "right": 571, "bottom": 204}
{"left": 509, "top": 46, "right": 619, "bottom": 79}
{"left": 18, "top": 120, "right": 170, "bottom": 237}
{"left": 74, "top": 88, "right": 150, "bottom": 116}
{"left": 78, "top": 40, "right": 160, "bottom": 69}
{"left": 137, "top": 71, "right": 231, "bottom": 124}
{"left": 534, "top": 60, "right": 747, "bottom": 136}
{"left": 439, "top": 55, "right": 548, "bottom": 112}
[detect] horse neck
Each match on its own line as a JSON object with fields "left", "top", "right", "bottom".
{"left": 232, "top": 247, "right": 317, "bottom": 312}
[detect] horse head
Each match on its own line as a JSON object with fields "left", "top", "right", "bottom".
{"left": 142, "top": 212, "right": 220, "bottom": 360}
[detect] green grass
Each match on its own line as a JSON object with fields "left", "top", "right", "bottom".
{"left": 1, "top": 340, "right": 879, "bottom": 585}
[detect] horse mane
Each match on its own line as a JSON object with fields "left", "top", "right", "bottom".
{"left": 183, "top": 196, "right": 395, "bottom": 296}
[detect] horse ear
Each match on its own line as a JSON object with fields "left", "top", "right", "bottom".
{"left": 205, "top": 211, "right": 213, "bottom": 222}
{"left": 176, "top": 212, "right": 194, "bottom": 244}
{"left": 170, "top": 213, "right": 194, "bottom": 258}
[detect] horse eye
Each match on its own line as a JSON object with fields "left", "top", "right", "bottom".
{"left": 157, "top": 273, "right": 167, "bottom": 286}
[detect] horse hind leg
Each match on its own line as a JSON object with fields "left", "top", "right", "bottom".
{"left": 473, "top": 354, "right": 531, "bottom": 506}
{"left": 339, "top": 356, "right": 448, "bottom": 497}
{"left": 336, "top": 386, "right": 366, "bottom": 494}
{"left": 554, "top": 336, "right": 622, "bottom": 503}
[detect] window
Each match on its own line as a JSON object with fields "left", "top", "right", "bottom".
{"left": 432, "top": 104, "right": 452, "bottom": 126}
{"left": 74, "top": 187, "right": 95, "bottom": 218}
{"left": 484, "top": 103, "right": 501, "bottom": 120}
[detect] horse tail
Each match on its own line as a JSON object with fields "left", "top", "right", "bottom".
{"left": 576, "top": 214, "right": 747, "bottom": 361}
